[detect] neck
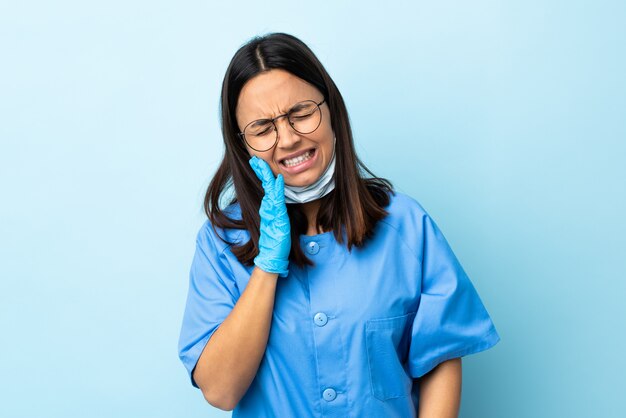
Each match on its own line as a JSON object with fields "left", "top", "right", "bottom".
{"left": 301, "top": 199, "right": 322, "bottom": 234}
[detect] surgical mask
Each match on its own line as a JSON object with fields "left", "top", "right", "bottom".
{"left": 283, "top": 136, "right": 336, "bottom": 204}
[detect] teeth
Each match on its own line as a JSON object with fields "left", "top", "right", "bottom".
{"left": 283, "top": 150, "right": 313, "bottom": 167}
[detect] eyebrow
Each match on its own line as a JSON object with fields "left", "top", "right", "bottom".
{"left": 250, "top": 100, "right": 311, "bottom": 122}
{"left": 249, "top": 119, "right": 271, "bottom": 127}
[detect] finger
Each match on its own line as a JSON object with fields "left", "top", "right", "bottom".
{"left": 248, "top": 156, "right": 262, "bottom": 180}
{"left": 253, "top": 157, "right": 276, "bottom": 189}
{"left": 273, "top": 173, "right": 285, "bottom": 204}
{"left": 249, "top": 157, "right": 270, "bottom": 190}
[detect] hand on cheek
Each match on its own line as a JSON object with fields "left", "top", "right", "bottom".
{"left": 252, "top": 155, "right": 279, "bottom": 176}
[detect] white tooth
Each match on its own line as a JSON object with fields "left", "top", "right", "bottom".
{"left": 284, "top": 150, "right": 312, "bottom": 166}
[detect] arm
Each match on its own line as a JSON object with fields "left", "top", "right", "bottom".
{"left": 194, "top": 157, "right": 289, "bottom": 410}
{"left": 193, "top": 266, "right": 278, "bottom": 411}
{"left": 417, "top": 357, "right": 462, "bottom": 418}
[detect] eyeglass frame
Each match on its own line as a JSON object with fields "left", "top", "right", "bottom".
{"left": 237, "top": 98, "right": 326, "bottom": 152}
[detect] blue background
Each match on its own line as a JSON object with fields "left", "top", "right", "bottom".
{"left": 1, "top": 1, "right": 624, "bottom": 417}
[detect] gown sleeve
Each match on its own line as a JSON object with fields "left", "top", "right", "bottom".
{"left": 407, "top": 214, "right": 500, "bottom": 379}
{"left": 177, "top": 222, "right": 239, "bottom": 388}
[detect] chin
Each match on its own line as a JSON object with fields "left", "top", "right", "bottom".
{"left": 285, "top": 180, "right": 307, "bottom": 188}
{"left": 286, "top": 172, "right": 319, "bottom": 188}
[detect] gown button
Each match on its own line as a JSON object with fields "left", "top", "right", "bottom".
{"left": 306, "top": 241, "right": 320, "bottom": 255}
{"left": 313, "top": 312, "right": 328, "bottom": 327}
{"left": 322, "top": 388, "right": 337, "bottom": 401}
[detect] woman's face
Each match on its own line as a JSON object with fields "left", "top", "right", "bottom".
{"left": 235, "top": 69, "right": 334, "bottom": 187}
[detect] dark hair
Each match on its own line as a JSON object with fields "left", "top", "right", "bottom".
{"left": 204, "top": 32, "right": 395, "bottom": 268}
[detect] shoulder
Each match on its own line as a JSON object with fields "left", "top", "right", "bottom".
{"left": 373, "top": 190, "right": 435, "bottom": 256}
{"left": 195, "top": 201, "right": 247, "bottom": 254}
{"left": 382, "top": 190, "right": 430, "bottom": 229}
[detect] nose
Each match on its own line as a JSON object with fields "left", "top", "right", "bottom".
{"left": 274, "top": 115, "right": 301, "bottom": 149}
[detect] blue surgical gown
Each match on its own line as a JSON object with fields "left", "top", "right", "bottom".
{"left": 178, "top": 191, "right": 500, "bottom": 417}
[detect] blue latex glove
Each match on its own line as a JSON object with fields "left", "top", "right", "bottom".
{"left": 248, "top": 156, "right": 291, "bottom": 277}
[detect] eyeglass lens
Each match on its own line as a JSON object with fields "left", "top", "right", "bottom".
{"left": 243, "top": 100, "right": 322, "bottom": 152}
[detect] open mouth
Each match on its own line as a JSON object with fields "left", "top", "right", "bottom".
{"left": 280, "top": 148, "right": 316, "bottom": 168}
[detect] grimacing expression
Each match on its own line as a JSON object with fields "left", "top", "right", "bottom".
{"left": 235, "top": 69, "right": 334, "bottom": 188}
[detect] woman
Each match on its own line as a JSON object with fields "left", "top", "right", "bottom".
{"left": 178, "top": 32, "right": 500, "bottom": 417}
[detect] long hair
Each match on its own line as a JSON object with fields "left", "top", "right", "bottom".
{"left": 205, "top": 32, "right": 394, "bottom": 268}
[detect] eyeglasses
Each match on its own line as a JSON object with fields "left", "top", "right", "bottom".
{"left": 238, "top": 98, "right": 326, "bottom": 152}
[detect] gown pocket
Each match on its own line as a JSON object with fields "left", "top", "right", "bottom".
{"left": 365, "top": 311, "right": 416, "bottom": 401}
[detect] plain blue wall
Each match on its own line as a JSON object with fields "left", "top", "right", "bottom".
{"left": 1, "top": 1, "right": 624, "bottom": 417}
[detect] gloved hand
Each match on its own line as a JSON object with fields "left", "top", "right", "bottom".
{"left": 248, "top": 156, "right": 291, "bottom": 277}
